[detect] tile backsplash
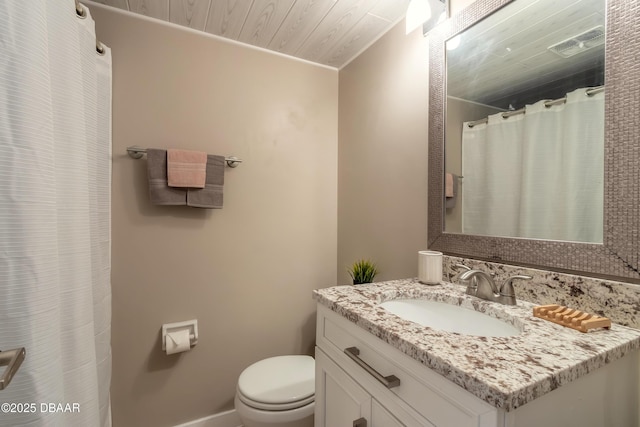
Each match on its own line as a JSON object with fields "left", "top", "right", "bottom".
{"left": 443, "top": 256, "right": 640, "bottom": 329}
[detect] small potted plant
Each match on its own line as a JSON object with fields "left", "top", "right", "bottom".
{"left": 348, "top": 259, "right": 379, "bottom": 285}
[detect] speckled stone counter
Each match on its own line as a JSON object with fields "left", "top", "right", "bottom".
{"left": 443, "top": 256, "right": 640, "bottom": 329}
{"left": 313, "top": 279, "right": 640, "bottom": 411}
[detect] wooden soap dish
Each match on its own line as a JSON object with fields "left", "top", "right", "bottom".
{"left": 533, "top": 304, "right": 611, "bottom": 333}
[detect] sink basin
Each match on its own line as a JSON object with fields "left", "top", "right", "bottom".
{"left": 379, "top": 299, "right": 521, "bottom": 337}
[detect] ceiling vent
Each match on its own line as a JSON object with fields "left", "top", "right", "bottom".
{"left": 548, "top": 25, "right": 605, "bottom": 58}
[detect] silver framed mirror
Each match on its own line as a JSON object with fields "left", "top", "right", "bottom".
{"left": 427, "top": 0, "right": 640, "bottom": 283}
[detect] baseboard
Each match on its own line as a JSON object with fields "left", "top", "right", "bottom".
{"left": 173, "top": 409, "right": 242, "bottom": 427}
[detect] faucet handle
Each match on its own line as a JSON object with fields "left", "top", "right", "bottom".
{"left": 500, "top": 275, "right": 532, "bottom": 296}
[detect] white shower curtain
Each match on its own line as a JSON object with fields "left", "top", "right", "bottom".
{"left": 0, "top": 1, "right": 112, "bottom": 426}
{"left": 462, "top": 87, "right": 604, "bottom": 243}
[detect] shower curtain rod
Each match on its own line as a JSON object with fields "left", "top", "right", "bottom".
{"left": 466, "top": 86, "right": 605, "bottom": 128}
{"left": 75, "top": 0, "right": 106, "bottom": 55}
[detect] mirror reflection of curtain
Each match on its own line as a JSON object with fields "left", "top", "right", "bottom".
{"left": 462, "top": 88, "right": 604, "bottom": 243}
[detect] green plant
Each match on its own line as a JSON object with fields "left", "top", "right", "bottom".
{"left": 348, "top": 259, "right": 378, "bottom": 284}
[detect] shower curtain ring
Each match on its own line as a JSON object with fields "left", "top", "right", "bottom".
{"left": 75, "top": 1, "right": 87, "bottom": 18}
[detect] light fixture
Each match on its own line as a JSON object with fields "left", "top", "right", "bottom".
{"left": 406, "top": 0, "right": 432, "bottom": 35}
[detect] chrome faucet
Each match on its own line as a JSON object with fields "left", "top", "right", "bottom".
{"left": 450, "top": 263, "right": 471, "bottom": 282}
{"left": 458, "top": 269, "right": 532, "bottom": 306}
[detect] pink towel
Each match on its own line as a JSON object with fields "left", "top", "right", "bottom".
{"left": 445, "top": 173, "right": 454, "bottom": 198}
{"left": 167, "top": 149, "right": 207, "bottom": 188}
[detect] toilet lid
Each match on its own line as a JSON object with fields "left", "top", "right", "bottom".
{"left": 238, "top": 355, "right": 315, "bottom": 405}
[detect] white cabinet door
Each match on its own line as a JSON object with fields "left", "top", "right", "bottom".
{"left": 371, "top": 399, "right": 404, "bottom": 427}
{"left": 316, "top": 347, "right": 372, "bottom": 427}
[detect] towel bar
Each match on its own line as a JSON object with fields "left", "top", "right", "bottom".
{"left": 126, "top": 146, "right": 242, "bottom": 168}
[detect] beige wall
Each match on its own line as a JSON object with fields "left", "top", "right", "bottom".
{"left": 336, "top": 0, "right": 489, "bottom": 284}
{"left": 88, "top": 0, "right": 485, "bottom": 424}
{"left": 90, "top": 4, "right": 337, "bottom": 427}
{"left": 337, "top": 23, "right": 430, "bottom": 284}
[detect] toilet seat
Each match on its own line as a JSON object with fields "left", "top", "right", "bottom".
{"left": 237, "top": 355, "right": 315, "bottom": 411}
{"left": 237, "top": 388, "right": 314, "bottom": 411}
{"left": 234, "top": 394, "right": 315, "bottom": 426}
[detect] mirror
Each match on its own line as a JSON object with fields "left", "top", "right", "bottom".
{"left": 428, "top": 0, "right": 640, "bottom": 283}
{"left": 444, "top": 0, "right": 604, "bottom": 244}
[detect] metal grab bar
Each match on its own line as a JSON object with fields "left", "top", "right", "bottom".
{"left": 344, "top": 347, "right": 400, "bottom": 389}
{"left": 0, "top": 348, "right": 26, "bottom": 390}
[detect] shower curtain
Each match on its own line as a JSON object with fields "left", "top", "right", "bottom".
{"left": 462, "top": 87, "right": 604, "bottom": 243}
{"left": 0, "top": 1, "right": 112, "bottom": 426}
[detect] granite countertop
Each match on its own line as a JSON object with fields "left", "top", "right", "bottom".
{"left": 313, "top": 279, "right": 640, "bottom": 411}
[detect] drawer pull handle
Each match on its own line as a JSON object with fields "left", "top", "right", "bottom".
{"left": 353, "top": 416, "right": 367, "bottom": 427}
{"left": 344, "top": 346, "right": 400, "bottom": 389}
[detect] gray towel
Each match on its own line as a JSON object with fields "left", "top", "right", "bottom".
{"left": 147, "top": 148, "right": 187, "bottom": 205}
{"left": 445, "top": 174, "right": 458, "bottom": 209}
{"left": 187, "top": 155, "right": 225, "bottom": 209}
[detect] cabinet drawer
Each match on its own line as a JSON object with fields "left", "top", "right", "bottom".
{"left": 316, "top": 346, "right": 428, "bottom": 427}
{"left": 316, "top": 305, "right": 498, "bottom": 427}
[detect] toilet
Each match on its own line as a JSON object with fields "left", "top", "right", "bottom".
{"left": 234, "top": 355, "right": 315, "bottom": 427}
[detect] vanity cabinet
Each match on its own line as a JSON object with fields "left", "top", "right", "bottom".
{"left": 314, "top": 303, "right": 640, "bottom": 427}
{"left": 315, "top": 305, "right": 497, "bottom": 427}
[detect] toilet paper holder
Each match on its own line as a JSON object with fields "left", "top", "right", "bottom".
{"left": 162, "top": 319, "right": 198, "bottom": 352}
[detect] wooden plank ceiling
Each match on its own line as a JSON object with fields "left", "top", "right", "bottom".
{"left": 447, "top": 0, "right": 605, "bottom": 108}
{"left": 91, "top": 0, "right": 411, "bottom": 68}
